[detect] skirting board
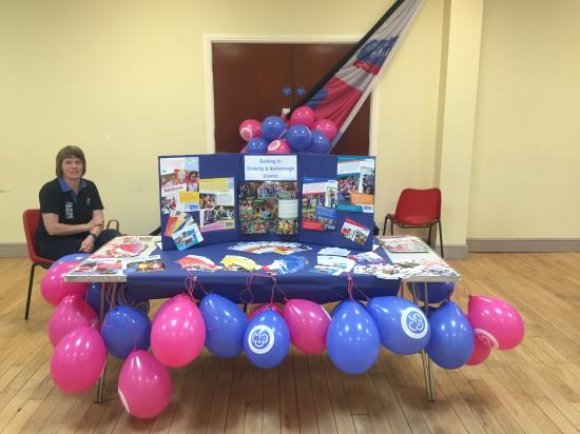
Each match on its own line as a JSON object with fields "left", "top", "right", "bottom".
{"left": 467, "top": 238, "right": 580, "bottom": 253}
{"left": 0, "top": 243, "right": 27, "bottom": 258}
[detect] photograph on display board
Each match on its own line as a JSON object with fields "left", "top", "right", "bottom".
{"left": 239, "top": 181, "right": 298, "bottom": 235}
{"left": 159, "top": 157, "right": 200, "bottom": 214}
{"left": 336, "top": 157, "right": 375, "bottom": 213}
{"left": 301, "top": 178, "right": 338, "bottom": 231}
{"left": 198, "top": 177, "right": 236, "bottom": 232}
{"left": 340, "top": 217, "right": 372, "bottom": 246}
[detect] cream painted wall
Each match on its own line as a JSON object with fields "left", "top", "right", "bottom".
{"left": 469, "top": 0, "right": 580, "bottom": 238}
{"left": 0, "top": 0, "right": 442, "bottom": 244}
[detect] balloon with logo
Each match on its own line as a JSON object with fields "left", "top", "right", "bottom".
{"left": 466, "top": 333, "right": 493, "bottom": 366}
{"left": 50, "top": 326, "right": 107, "bottom": 393}
{"left": 283, "top": 299, "right": 330, "bottom": 355}
{"left": 367, "top": 296, "right": 430, "bottom": 355}
{"left": 327, "top": 300, "right": 380, "bottom": 375}
{"left": 244, "top": 309, "right": 290, "bottom": 369}
{"left": 151, "top": 294, "right": 206, "bottom": 368}
{"left": 41, "top": 261, "right": 88, "bottom": 306}
{"left": 289, "top": 106, "right": 316, "bottom": 128}
{"left": 101, "top": 305, "right": 151, "bottom": 359}
{"left": 246, "top": 137, "right": 269, "bottom": 154}
{"left": 267, "top": 139, "right": 291, "bottom": 154}
{"left": 408, "top": 282, "right": 455, "bottom": 304}
{"left": 309, "top": 131, "right": 331, "bottom": 154}
{"left": 285, "top": 124, "right": 312, "bottom": 152}
{"left": 467, "top": 295, "right": 525, "bottom": 350}
{"left": 200, "top": 293, "right": 248, "bottom": 358}
{"left": 48, "top": 294, "right": 98, "bottom": 347}
{"left": 239, "top": 119, "right": 262, "bottom": 141}
{"left": 118, "top": 350, "right": 172, "bottom": 419}
{"left": 426, "top": 301, "right": 474, "bottom": 369}
{"left": 312, "top": 118, "right": 338, "bottom": 141}
{"left": 261, "top": 116, "right": 286, "bottom": 142}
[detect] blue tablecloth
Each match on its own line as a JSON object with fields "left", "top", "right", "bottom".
{"left": 126, "top": 241, "right": 400, "bottom": 304}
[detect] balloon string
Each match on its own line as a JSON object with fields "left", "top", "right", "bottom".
{"left": 184, "top": 273, "right": 196, "bottom": 299}
{"left": 347, "top": 274, "right": 369, "bottom": 301}
{"left": 239, "top": 273, "right": 255, "bottom": 305}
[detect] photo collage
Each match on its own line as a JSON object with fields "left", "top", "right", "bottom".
{"left": 159, "top": 157, "right": 236, "bottom": 243}
{"left": 239, "top": 181, "right": 298, "bottom": 235}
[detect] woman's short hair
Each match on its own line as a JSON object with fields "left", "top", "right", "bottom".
{"left": 56, "top": 145, "right": 86, "bottom": 177}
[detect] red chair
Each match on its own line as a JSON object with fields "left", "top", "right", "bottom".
{"left": 383, "top": 188, "right": 444, "bottom": 257}
{"left": 22, "top": 209, "right": 54, "bottom": 320}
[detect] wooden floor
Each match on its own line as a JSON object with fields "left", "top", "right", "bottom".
{"left": 1, "top": 253, "right": 580, "bottom": 433}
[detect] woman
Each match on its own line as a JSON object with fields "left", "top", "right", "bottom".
{"left": 35, "top": 145, "right": 120, "bottom": 260}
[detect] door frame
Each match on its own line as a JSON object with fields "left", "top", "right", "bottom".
{"left": 203, "top": 34, "right": 380, "bottom": 156}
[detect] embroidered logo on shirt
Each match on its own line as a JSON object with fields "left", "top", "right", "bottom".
{"left": 87, "top": 197, "right": 91, "bottom": 206}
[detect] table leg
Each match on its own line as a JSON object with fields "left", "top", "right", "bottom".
{"left": 95, "top": 282, "right": 111, "bottom": 404}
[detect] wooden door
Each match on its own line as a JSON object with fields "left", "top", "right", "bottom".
{"left": 212, "top": 42, "right": 370, "bottom": 155}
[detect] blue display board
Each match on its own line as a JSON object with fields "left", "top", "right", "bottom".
{"left": 158, "top": 154, "right": 376, "bottom": 251}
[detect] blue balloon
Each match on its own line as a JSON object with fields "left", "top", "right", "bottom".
{"left": 200, "top": 293, "right": 248, "bottom": 358}
{"left": 408, "top": 282, "right": 455, "bottom": 304}
{"left": 426, "top": 301, "right": 474, "bottom": 369}
{"left": 309, "top": 131, "right": 331, "bottom": 154}
{"left": 327, "top": 300, "right": 380, "bottom": 375}
{"left": 85, "top": 283, "right": 110, "bottom": 315}
{"left": 101, "top": 305, "right": 151, "bottom": 359}
{"left": 367, "top": 296, "right": 430, "bottom": 355}
{"left": 53, "top": 252, "right": 90, "bottom": 268}
{"left": 246, "top": 137, "right": 269, "bottom": 154}
{"left": 331, "top": 299, "right": 364, "bottom": 318}
{"left": 286, "top": 124, "right": 312, "bottom": 151}
{"left": 261, "top": 116, "right": 286, "bottom": 141}
{"left": 244, "top": 310, "right": 290, "bottom": 369}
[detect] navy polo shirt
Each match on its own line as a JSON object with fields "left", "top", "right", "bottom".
{"left": 35, "top": 177, "right": 104, "bottom": 242}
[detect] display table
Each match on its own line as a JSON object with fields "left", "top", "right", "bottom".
{"left": 64, "top": 235, "right": 460, "bottom": 403}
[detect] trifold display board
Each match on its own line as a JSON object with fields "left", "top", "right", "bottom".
{"left": 158, "top": 154, "right": 376, "bottom": 252}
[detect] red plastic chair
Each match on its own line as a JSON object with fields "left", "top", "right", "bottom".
{"left": 22, "top": 209, "right": 54, "bottom": 320}
{"left": 383, "top": 188, "right": 444, "bottom": 257}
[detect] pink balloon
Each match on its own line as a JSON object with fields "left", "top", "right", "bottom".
{"left": 239, "top": 119, "right": 262, "bottom": 141}
{"left": 467, "top": 295, "right": 525, "bottom": 350}
{"left": 151, "top": 294, "right": 206, "bottom": 367}
{"left": 289, "top": 106, "right": 316, "bottom": 129}
{"left": 118, "top": 350, "right": 172, "bottom": 419}
{"left": 41, "top": 261, "right": 88, "bottom": 306}
{"left": 50, "top": 326, "right": 107, "bottom": 393}
{"left": 48, "top": 294, "right": 98, "bottom": 347}
{"left": 283, "top": 299, "right": 330, "bottom": 354}
{"left": 247, "top": 303, "right": 283, "bottom": 320}
{"left": 312, "top": 119, "right": 338, "bottom": 141}
{"left": 466, "top": 333, "right": 493, "bottom": 366}
{"left": 267, "top": 139, "right": 291, "bottom": 154}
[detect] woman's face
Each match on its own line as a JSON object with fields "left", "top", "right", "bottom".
{"left": 61, "top": 157, "right": 84, "bottom": 180}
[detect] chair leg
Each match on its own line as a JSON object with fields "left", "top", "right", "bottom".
{"left": 25, "top": 263, "right": 38, "bottom": 320}
{"left": 438, "top": 221, "right": 444, "bottom": 258}
{"left": 382, "top": 216, "right": 388, "bottom": 236}
{"left": 390, "top": 220, "right": 394, "bottom": 236}
{"left": 427, "top": 224, "right": 433, "bottom": 247}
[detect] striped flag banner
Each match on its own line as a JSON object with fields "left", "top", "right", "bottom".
{"left": 291, "top": 0, "right": 424, "bottom": 149}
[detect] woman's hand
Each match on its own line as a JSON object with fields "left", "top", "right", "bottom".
{"left": 88, "top": 215, "right": 105, "bottom": 231}
{"left": 79, "top": 235, "right": 96, "bottom": 253}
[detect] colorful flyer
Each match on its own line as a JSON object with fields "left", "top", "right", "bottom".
{"left": 198, "top": 177, "right": 236, "bottom": 232}
{"left": 172, "top": 219, "right": 204, "bottom": 251}
{"left": 220, "top": 255, "right": 261, "bottom": 272}
{"left": 337, "top": 157, "right": 375, "bottom": 213}
{"left": 301, "top": 178, "right": 337, "bottom": 231}
{"left": 175, "top": 255, "right": 221, "bottom": 272}
{"left": 340, "top": 218, "right": 371, "bottom": 246}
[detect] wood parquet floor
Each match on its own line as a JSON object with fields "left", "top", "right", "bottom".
{"left": 0, "top": 253, "right": 579, "bottom": 433}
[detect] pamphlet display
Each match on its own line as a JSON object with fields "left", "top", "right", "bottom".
{"left": 158, "top": 154, "right": 376, "bottom": 251}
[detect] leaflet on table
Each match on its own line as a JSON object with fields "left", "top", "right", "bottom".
{"left": 91, "top": 236, "right": 160, "bottom": 259}
{"left": 239, "top": 180, "right": 298, "bottom": 235}
{"left": 336, "top": 157, "right": 375, "bottom": 213}
{"left": 160, "top": 157, "right": 199, "bottom": 214}
{"left": 301, "top": 178, "right": 337, "bottom": 231}
{"left": 68, "top": 255, "right": 165, "bottom": 277}
{"left": 339, "top": 218, "right": 371, "bottom": 247}
{"left": 313, "top": 255, "right": 355, "bottom": 275}
{"left": 318, "top": 247, "right": 350, "bottom": 257}
{"left": 262, "top": 256, "right": 309, "bottom": 275}
{"left": 175, "top": 255, "right": 222, "bottom": 272}
{"left": 228, "top": 241, "right": 311, "bottom": 255}
{"left": 378, "top": 235, "right": 431, "bottom": 253}
{"left": 348, "top": 251, "right": 385, "bottom": 263}
{"left": 220, "top": 255, "right": 261, "bottom": 272}
{"left": 199, "top": 177, "right": 236, "bottom": 232}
